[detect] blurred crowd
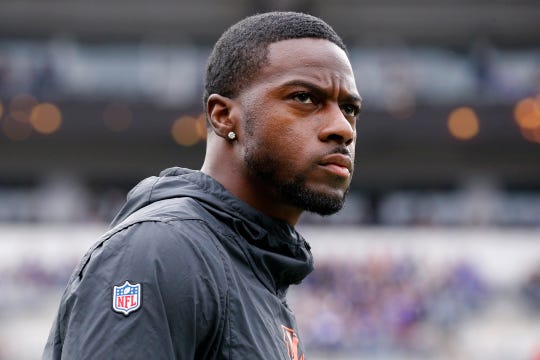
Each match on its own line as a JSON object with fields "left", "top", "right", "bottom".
{"left": 0, "top": 257, "right": 76, "bottom": 314}
{"left": 1, "top": 39, "right": 539, "bottom": 108}
{"left": 2, "top": 177, "right": 540, "bottom": 227}
{"left": 3, "top": 251, "right": 540, "bottom": 357}
{"left": 522, "top": 267, "right": 540, "bottom": 313}
{"left": 289, "top": 255, "right": 540, "bottom": 356}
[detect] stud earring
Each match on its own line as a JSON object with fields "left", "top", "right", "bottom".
{"left": 227, "top": 131, "right": 237, "bottom": 140}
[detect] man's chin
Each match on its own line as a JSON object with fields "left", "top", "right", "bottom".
{"left": 285, "top": 186, "right": 347, "bottom": 216}
{"left": 304, "top": 197, "right": 345, "bottom": 216}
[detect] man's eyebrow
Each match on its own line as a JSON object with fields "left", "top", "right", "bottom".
{"left": 343, "top": 93, "right": 363, "bottom": 104}
{"left": 281, "top": 79, "right": 362, "bottom": 103}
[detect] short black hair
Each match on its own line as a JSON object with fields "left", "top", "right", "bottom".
{"left": 203, "top": 11, "right": 347, "bottom": 110}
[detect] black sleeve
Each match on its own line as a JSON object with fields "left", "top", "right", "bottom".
{"left": 44, "top": 220, "right": 228, "bottom": 360}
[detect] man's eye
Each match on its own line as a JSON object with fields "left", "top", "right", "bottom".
{"left": 341, "top": 104, "right": 359, "bottom": 117}
{"left": 293, "top": 93, "right": 314, "bottom": 104}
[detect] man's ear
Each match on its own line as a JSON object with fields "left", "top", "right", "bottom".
{"left": 206, "top": 94, "right": 238, "bottom": 139}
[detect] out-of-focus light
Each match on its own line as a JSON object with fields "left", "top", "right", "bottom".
{"left": 30, "top": 103, "right": 62, "bottom": 134}
{"left": 447, "top": 106, "right": 480, "bottom": 140}
{"left": 195, "top": 113, "right": 207, "bottom": 141}
{"left": 521, "top": 126, "right": 540, "bottom": 144}
{"left": 514, "top": 97, "right": 540, "bottom": 130}
{"left": 171, "top": 116, "right": 199, "bottom": 146}
{"left": 9, "top": 94, "right": 38, "bottom": 123}
{"left": 103, "top": 103, "right": 132, "bottom": 132}
{"left": 2, "top": 115, "right": 32, "bottom": 141}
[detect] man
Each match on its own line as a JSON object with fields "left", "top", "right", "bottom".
{"left": 44, "top": 11, "right": 361, "bottom": 359}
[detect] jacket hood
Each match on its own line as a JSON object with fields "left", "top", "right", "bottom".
{"left": 110, "top": 167, "right": 313, "bottom": 292}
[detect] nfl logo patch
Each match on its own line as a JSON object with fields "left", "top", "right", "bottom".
{"left": 112, "top": 281, "right": 141, "bottom": 316}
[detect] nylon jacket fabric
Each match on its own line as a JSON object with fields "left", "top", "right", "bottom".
{"left": 43, "top": 167, "right": 314, "bottom": 360}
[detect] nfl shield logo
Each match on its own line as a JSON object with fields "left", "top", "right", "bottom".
{"left": 112, "top": 281, "right": 141, "bottom": 316}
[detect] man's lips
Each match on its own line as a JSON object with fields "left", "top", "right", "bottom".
{"left": 319, "top": 153, "right": 353, "bottom": 178}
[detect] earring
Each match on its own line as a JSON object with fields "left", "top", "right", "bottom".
{"left": 227, "top": 131, "right": 237, "bottom": 140}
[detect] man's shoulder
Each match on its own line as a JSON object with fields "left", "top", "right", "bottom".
{"left": 104, "top": 197, "right": 209, "bottom": 238}
{"left": 108, "top": 198, "right": 218, "bottom": 250}
{"left": 74, "top": 200, "right": 225, "bottom": 282}
{"left": 125, "top": 196, "right": 207, "bottom": 223}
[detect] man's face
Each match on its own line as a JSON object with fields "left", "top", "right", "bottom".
{"left": 235, "top": 38, "right": 361, "bottom": 216}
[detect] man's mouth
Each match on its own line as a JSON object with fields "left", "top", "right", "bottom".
{"left": 319, "top": 153, "right": 352, "bottom": 178}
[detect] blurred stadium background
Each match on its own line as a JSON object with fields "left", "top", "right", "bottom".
{"left": 0, "top": 0, "right": 539, "bottom": 359}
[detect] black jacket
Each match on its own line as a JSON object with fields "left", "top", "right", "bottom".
{"left": 43, "top": 167, "right": 314, "bottom": 359}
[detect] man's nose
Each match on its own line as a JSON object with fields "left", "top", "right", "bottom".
{"left": 319, "top": 104, "right": 355, "bottom": 146}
